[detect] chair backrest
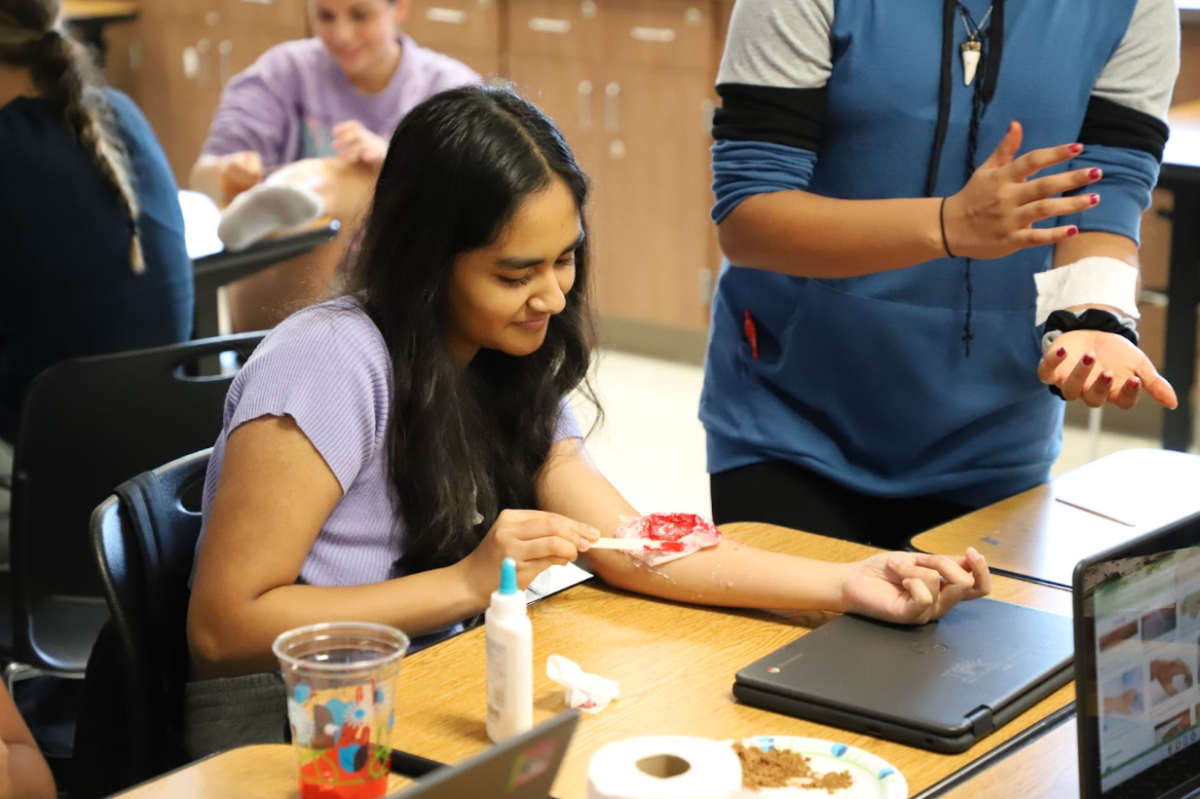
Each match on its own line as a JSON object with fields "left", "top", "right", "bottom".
{"left": 78, "top": 449, "right": 210, "bottom": 797}
{"left": 8, "top": 334, "right": 262, "bottom": 669}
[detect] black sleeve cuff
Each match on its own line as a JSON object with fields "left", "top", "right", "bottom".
{"left": 713, "top": 83, "right": 828, "bottom": 152}
{"left": 1077, "top": 96, "right": 1169, "bottom": 162}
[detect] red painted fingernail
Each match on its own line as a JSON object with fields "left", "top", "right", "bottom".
{"left": 1069, "top": 143, "right": 1083, "bottom": 154}
{"left": 1067, "top": 227, "right": 1079, "bottom": 236}
{"left": 1090, "top": 194, "right": 1100, "bottom": 205}
{"left": 1127, "top": 380, "right": 1141, "bottom": 391}
{"left": 1083, "top": 354, "right": 1095, "bottom": 366}
{"left": 1100, "top": 373, "right": 1113, "bottom": 384}
{"left": 1056, "top": 347, "right": 1067, "bottom": 358}
{"left": 1089, "top": 168, "right": 1102, "bottom": 180}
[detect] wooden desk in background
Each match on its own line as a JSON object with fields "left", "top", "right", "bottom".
{"left": 62, "top": 0, "right": 137, "bottom": 58}
{"left": 1160, "top": 100, "right": 1200, "bottom": 452}
{"left": 179, "top": 190, "right": 340, "bottom": 340}
{"left": 910, "top": 448, "right": 1200, "bottom": 587}
{"left": 113, "top": 745, "right": 411, "bottom": 799}
{"left": 389, "top": 523, "right": 1072, "bottom": 799}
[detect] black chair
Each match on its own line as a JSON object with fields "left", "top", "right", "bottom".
{"left": 6, "top": 333, "right": 263, "bottom": 684}
{"left": 75, "top": 449, "right": 209, "bottom": 798}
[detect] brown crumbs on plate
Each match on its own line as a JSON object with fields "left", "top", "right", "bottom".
{"left": 732, "top": 742, "right": 854, "bottom": 794}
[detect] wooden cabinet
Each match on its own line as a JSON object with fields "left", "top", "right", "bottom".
{"left": 130, "top": 0, "right": 731, "bottom": 341}
{"left": 98, "top": 19, "right": 144, "bottom": 105}
{"left": 507, "top": 0, "right": 723, "bottom": 332}
{"left": 403, "top": 0, "right": 502, "bottom": 76}
{"left": 139, "top": 0, "right": 307, "bottom": 183}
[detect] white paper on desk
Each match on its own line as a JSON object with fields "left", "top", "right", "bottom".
{"left": 1049, "top": 449, "right": 1200, "bottom": 527}
{"left": 178, "top": 190, "right": 224, "bottom": 260}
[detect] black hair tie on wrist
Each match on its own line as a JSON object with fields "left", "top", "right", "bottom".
{"left": 940, "top": 196, "right": 956, "bottom": 259}
{"left": 1043, "top": 309, "right": 1140, "bottom": 400}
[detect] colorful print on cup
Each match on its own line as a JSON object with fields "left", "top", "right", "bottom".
{"left": 274, "top": 622, "right": 410, "bottom": 799}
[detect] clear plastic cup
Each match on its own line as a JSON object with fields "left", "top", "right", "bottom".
{"left": 273, "top": 622, "right": 410, "bottom": 799}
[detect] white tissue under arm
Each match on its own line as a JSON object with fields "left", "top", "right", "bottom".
{"left": 547, "top": 655, "right": 619, "bottom": 714}
{"left": 1033, "top": 257, "right": 1140, "bottom": 325}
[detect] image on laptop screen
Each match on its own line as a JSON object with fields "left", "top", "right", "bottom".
{"left": 1078, "top": 531, "right": 1200, "bottom": 799}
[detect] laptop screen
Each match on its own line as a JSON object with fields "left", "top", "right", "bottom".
{"left": 1076, "top": 515, "right": 1200, "bottom": 799}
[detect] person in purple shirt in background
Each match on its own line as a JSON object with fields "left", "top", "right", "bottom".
{"left": 183, "top": 86, "right": 991, "bottom": 756}
{"left": 189, "top": 0, "right": 479, "bottom": 332}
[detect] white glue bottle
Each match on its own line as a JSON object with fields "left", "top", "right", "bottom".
{"left": 486, "top": 557, "right": 533, "bottom": 742}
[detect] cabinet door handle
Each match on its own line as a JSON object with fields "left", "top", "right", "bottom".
{"left": 240, "top": 0, "right": 276, "bottom": 5}
{"left": 218, "top": 40, "right": 233, "bottom": 86}
{"left": 605, "top": 82, "right": 620, "bottom": 133}
{"left": 129, "top": 40, "right": 143, "bottom": 71}
{"left": 701, "top": 99, "right": 714, "bottom": 136}
{"left": 528, "top": 17, "right": 572, "bottom": 34}
{"left": 577, "top": 80, "right": 593, "bottom": 131}
{"left": 630, "top": 26, "right": 676, "bottom": 43}
{"left": 426, "top": 7, "right": 468, "bottom": 24}
{"left": 182, "top": 46, "right": 199, "bottom": 80}
{"left": 196, "top": 38, "right": 211, "bottom": 85}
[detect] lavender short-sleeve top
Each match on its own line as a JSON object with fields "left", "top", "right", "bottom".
{"left": 200, "top": 35, "right": 480, "bottom": 168}
{"left": 192, "top": 297, "right": 583, "bottom": 588}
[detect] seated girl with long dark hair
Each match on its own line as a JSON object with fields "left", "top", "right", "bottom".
{"left": 185, "top": 85, "right": 991, "bottom": 750}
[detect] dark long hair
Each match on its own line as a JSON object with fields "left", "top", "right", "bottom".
{"left": 0, "top": 0, "right": 144, "bottom": 272}
{"left": 347, "top": 84, "right": 599, "bottom": 575}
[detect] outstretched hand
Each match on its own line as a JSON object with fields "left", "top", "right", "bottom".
{"left": 841, "top": 548, "right": 992, "bottom": 624}
{"left": 943, "top": 121, "right": 1100, "bottom": 260}
{"left": 1038, "top": 329, "right": 1177, "bottom": 410}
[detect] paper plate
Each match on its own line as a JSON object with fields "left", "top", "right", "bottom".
{"left": 732, "top": 736, "right": 908, "bottom": 798}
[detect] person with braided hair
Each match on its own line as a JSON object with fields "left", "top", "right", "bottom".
{"left": 701, "top": 0, "right": 1183, "bottom": 549}
{"left": 0, "top": 0, "right": 193, "bottom": 552}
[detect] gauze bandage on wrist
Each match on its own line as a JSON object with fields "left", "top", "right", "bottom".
{"left": 1034, "top": 256, "right": 1140, "bottom": 325}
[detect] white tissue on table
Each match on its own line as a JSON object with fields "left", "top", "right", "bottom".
{"left": 614, "top": 513, "right": 722, "bottom": 568}
{"left": 547, "top": 654, "right": 620, "bottom": 714}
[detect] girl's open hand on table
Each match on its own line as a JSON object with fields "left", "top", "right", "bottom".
{"left": 841, "top": 548, "right": 992, "bottom": 624}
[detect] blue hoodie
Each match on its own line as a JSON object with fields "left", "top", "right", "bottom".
{"left": 702, "top": 0, "right": 1178, "bottom": 505}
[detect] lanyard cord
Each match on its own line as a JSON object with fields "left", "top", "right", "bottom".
{"left": 926, "top": 0, "right": 1005, "bottom": 356}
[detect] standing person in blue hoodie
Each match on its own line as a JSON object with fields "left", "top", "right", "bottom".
{"left": 703, "top": 0, "right": 1180, "bottom": 547}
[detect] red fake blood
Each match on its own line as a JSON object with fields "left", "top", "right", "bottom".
{"left": 297, "top": 744, "right": 390, "bottom": 799}
{"left": 642, "top": 513, "right": 720, "bottom": 543}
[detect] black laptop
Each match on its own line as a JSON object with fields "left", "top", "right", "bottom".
{"left": 1074, "top": 510, "right": 1200, "bottom": 799}
{"left": 388, "top": 711, "right": 579, "bottom": 799}
{"left": 733, "top": 597, "right": 1073, "bottom": 753}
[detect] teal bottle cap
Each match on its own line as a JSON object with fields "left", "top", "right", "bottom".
{"left": 499, "top": 557, "right": 518, "bottom": 595}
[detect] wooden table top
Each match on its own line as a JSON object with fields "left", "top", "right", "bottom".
{"left": 390, "top": 523, "right": 1073, "bottom": 799}
{"left": 62, "top": 0, "right": 138, "bottom": 23}
{"left": 937, "top": 717, "right": 1079, "bottom": 799}
{"left": 113, "top": 745, "right": 412, "bottom": 799}
{"left": 911, "top": 448, "right": 1200, "bottom": 587}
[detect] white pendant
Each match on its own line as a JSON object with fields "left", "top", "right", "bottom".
{"left": 961, "top": 41, "right": 982, "bottom": 86}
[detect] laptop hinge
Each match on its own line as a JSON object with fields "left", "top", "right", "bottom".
{"left": 967, "top": 706, "right": 995, "bottom": 738}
